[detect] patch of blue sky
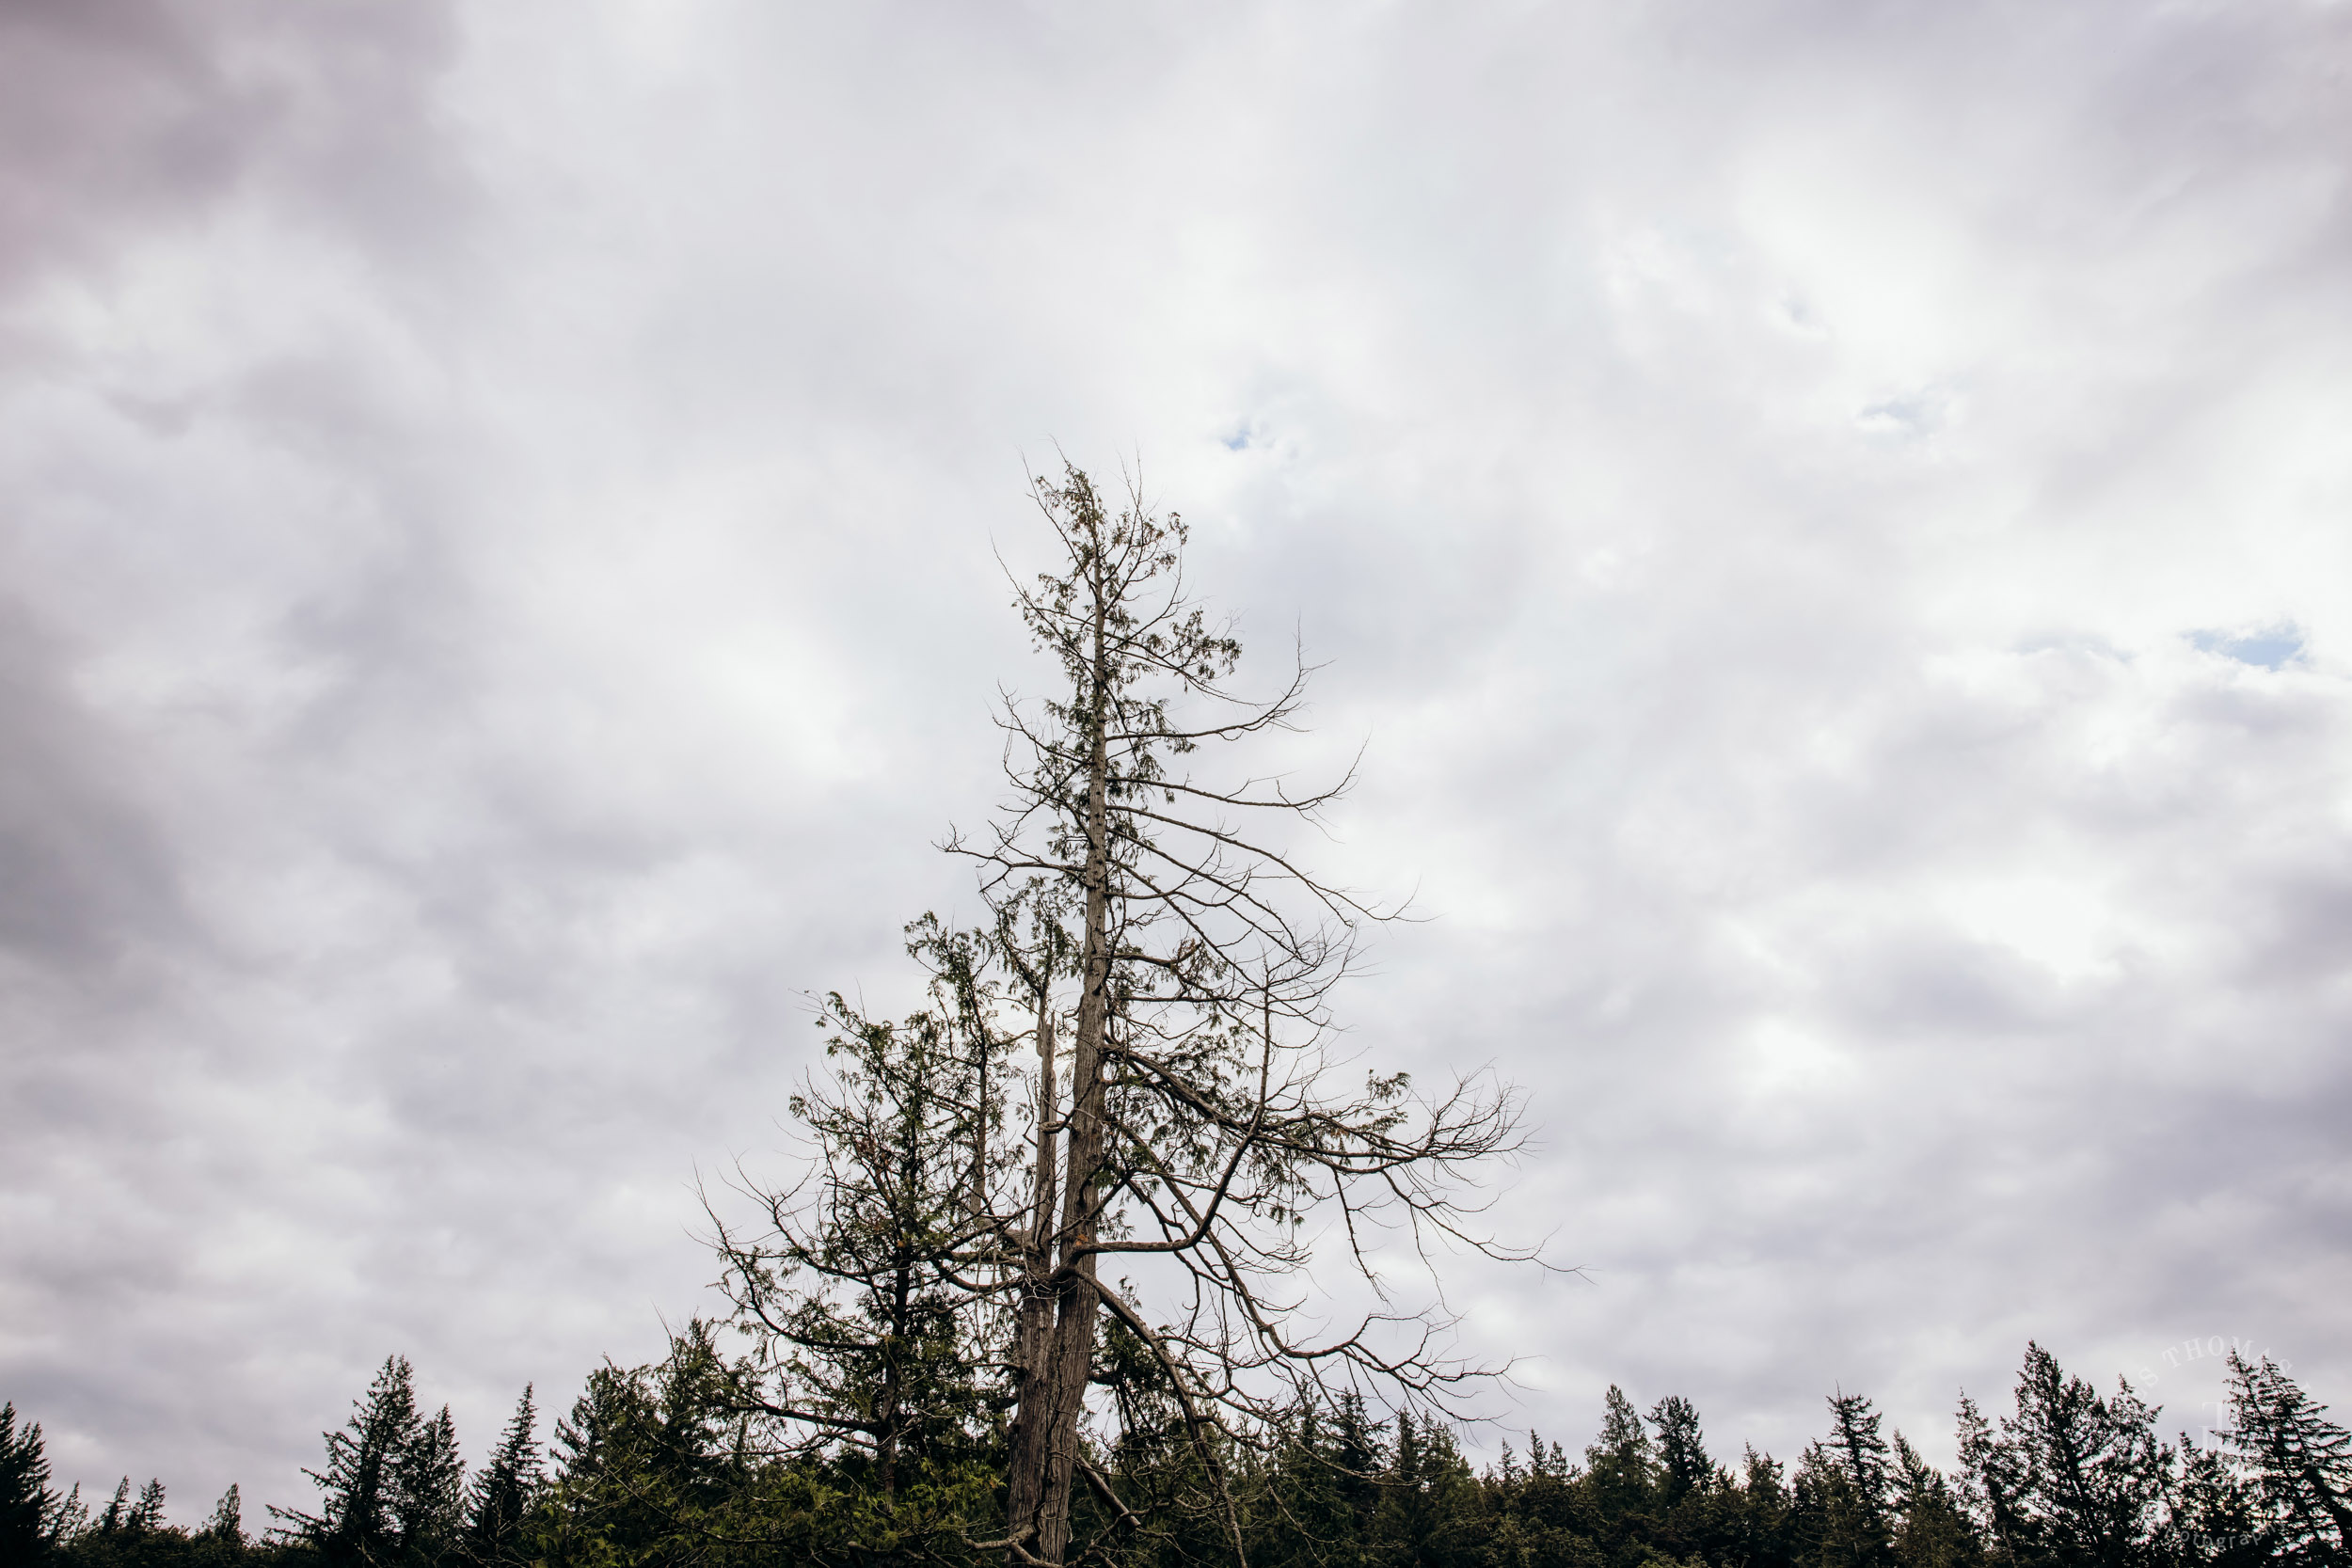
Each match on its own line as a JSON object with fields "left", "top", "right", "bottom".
{"left": 2188, "top": 625, "right": 2305, "bottom": 670}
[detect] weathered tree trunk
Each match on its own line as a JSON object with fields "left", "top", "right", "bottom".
{"left": 1006, "top": 567, "right": 1115, "bottom": 1564}
{"left": 1003, "top": 1002, "right": 1059, "bottom": 1547}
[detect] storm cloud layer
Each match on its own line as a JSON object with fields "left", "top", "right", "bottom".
{"left": 3, "top": 0, "right": 2348, "bottom": 1523}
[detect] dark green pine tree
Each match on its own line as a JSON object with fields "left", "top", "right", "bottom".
{"left": 1584, "top": 1384, "right": 1660, "bottom": 1554}
{"left": 533, "top": 1364, "right": 657, "bottom": 1568}
{"left": 1891, "top": 1431, "right": 1983, "bottom": 1568}
{"left": 1794, "top": 1392, "right": 1899, "bottom": 1568}
{"left": 2173, "top": 1439, "right": 2266, "bottom": 1568}
{"left": 399, "top": 1403, "right": 466, "bottom": 1562}
{"left": 1731, "top": 1444, "right": 1799, "bottom": 1568}
{"left": 1486, "top": 1428, "right": 1601, "bottom": 1568}
{"left": 1247, "top": 1392, "right": 1389, "bottom": 1568}
{"left": 91, "top": 1479, "right": 135, "bottom": 1536}
{"left": 1828, "top": 1395, "right": 1895, "bottom": 1517}
{"left": 68, "top": 1476, "right": 173, "bottom": 1565}
{"left": 533, "top": 1323, "right": 788, "bottom": 1568}
{"left": 706, "top": 921, "right": 1005, "bottom": 1501}
{"left": 1654, "top": 1396, "right": 1719, "bottom": 1508}
{"left": 1651, "top": 1395, "right": 1751, "bottom": 1567}
{"left": 1250, "top": 1402, "right": 1363, "bottom": 1568}
{"left": 272, "top": 1354, "right": 427, "bottom": 1564}
{"left": 1, "top": 1402, "right": 66, "bottom": 1562}
{"left": 1959, "top": 1343, "right": 2171, "bottom": 1568}
{"left": 457, "top": 1386, "right": 542, "bottom": 1567}
{"left": 1372, "top": 1409, "right": 1484, "bottom": 1568}
{"left": 199, "top": 1483, "right": 246, "bottom": 1549}
{"left": 2218, "top": 1353, "right": 2352, "bottom": 1565}
{"left": 1798, "top": 1450, "right": 1884, "bottom": 1568}
{"left": 1330, "top": 1392, "right": 1389, "bottom": 1539}
{"left": 131, "top": 1479, "right": 167, "bottom": 1535}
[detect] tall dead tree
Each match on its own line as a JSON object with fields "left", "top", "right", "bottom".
{"left": 953, "top": 464, "right": 1530, "bottom": 1566}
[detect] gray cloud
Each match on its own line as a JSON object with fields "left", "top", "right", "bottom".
{"left": 0, "top": 598, "right": 183, "bottom": 967}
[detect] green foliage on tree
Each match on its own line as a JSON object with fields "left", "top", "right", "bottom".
{"left": 455, "top": 1389, "right": 540, "bottom": 1568}
{"left": 528, "top": 1321, "right": 995, "bottom": 1568}
{"left": 707, "top": 920, "right": 1009, "bottom": 1505}
{"left": 3, "top": 1402, "right": 70, "bottom": 1562}
{"left": 1962, "top": 1344, "right": 2174, "bottom": 1568}
{"left": 2216, "top": 1354, "right": 2352, "bottom": 1567}
{"left": 1795, "top": 1393, "right": 1896, "bottom": 1568}
{"left": 268, "top": 1354, "right": 466, "bottom": 1568}
{"left": 1891, "top": 1433, "right": 1982, "bottom": 1568}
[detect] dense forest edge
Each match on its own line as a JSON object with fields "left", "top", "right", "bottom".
{"left": 5, "top": 1338, "right": 2347, "bottom": 1568}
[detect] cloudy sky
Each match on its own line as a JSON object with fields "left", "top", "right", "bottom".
{"left": 5, "top": 0, "right": 2350, "bottom": 1525}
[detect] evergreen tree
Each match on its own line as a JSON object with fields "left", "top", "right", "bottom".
{"left": 1331, "top": 1393, "right": 1390, "bottom": 1534}
{"left": 1373, "top": 1410, "right": 1484, "bottom": 1568}
{"left": 1251, "top": 1402, "right": 1369, "bottom": 1568}
{"left": 2, "top": 1402, "right": 65, "bottom": 1562}
{"left": 49, "top": 1486, "right": 87, "bottom": 1549}
{"left": 1655, "top": 1397, "right": 1718, "bottom": 1508}
{"left": 94, "top": 1480, "right": 133, "bottom": 1537}
{"left": 1730, "top": 1445, "right": 1798, "bottom": 1568}
{"left": 533, "top": 1362, "right": 659, "bottom": 1567}
{"left": 1891, "top": 1433, "right": 1983, "bottom": 1568}
{"left": 130, "top": 1481, "right": 167, "bottom": 1536}
{"left": 272, "top": 1354, "right": 427, "bottom": 1565}
{"left": 2174, "top": 1441, "right": 2266, "bottom": 1568}
{"left": 1797, "top": 1444, "right": 1892, "bottom": 1568}
{"left": 535, "top": 1349, "right": 713, "bottom": 1568}
{"left": 398, "top": 1405, "right": 465, "bottom": 1561}
{"left": 707, "top": 925, "right": 1006, "bottom": 1499}
{"left": 1566, "top": 1386, "right": 1658, "bottom": 1568}
{"left": 1960, "top": 1344, "right": 2171, "bottom": 1568}
{"left": 199, "top": 1483, "right": 245, "bottom": 1547}
{"left": 1793, "top": 1392, "right": 1897, "bottom": 1568}
{"left": 1586, "top": 1386, "right": 1657, "bottom": 1521}
{"left": 533, "top": 1323, "right": 992, "bottom": 1568}
{"left": 1485, "top": 1433, "right": 1603, "bottom": 1568}
{"left": 1827, "top": 1397, "right": 1894, "bottom": 1519}
{"left": 457, "top": 1387, "right": 541, "bottom": 1567}
{"left": 1652, "top": 1398, "right": 1750, "bottom": 1568}
{"left": 2218, "top": 1353, "right": 2352, "bottom": 1565}
{"left": 66, "top": 1477, "right": 184, "bottom": 1568}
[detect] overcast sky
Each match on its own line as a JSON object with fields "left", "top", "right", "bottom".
{"left": 4, "top": 0, "right": 2349, "bottom": 1527}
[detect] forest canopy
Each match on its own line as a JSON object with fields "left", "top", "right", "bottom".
{"left": 5, "top": 1340, "right": 2346, "bottom": 1568}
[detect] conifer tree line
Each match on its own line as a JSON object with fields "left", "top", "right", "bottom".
{"left": 4, "top": 467, "right": 2344, "bottom": 1567}
{"left": 6, "top": 1342, "right": 2349, "bottom": 1567}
